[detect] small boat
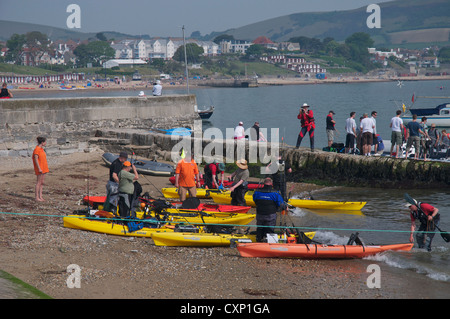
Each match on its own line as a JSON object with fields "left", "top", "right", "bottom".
{"left": 168, "top": 176, "right": 264, "bottom": 190}
{"left": 63, "top": 214, "right": 173, "bottom": 238}
{"left": 210, "top": 191, "right": 256, "bottom": 206}
{"left": 236, "top": 242, "right": 413, "bottom": 259}
{"left": 288, "top": 198, "right": 366, "bottom": 211}
{"left": 402, "top": 102, "right": 450, "bottom": 127}
{"left": 161, "top": 187, "right": 226, "bottom": 199}
{"left": 82, "top": 195, "right": 251, "bottom": 215}
{"left": 102, "top": 153, "right": 175, "bottom": 176}
{"left": 151, "top": 231, "right": 316, "bottom": 247}
{"left": 197, "top": 106, "right": 214, "bottom": 119}
{"left": 138, "top": 211, "right": 256, "bottom": 226}
{"left": 149, "top": 127, "right": 192, "bottom": 136}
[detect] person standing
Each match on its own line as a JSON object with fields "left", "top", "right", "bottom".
{"left": 405, "top": 114, "right": 425, "bottom": 160}
{"left": 370, "top": 111, "right": 378, "bottom": 154}
{"left": 253, "top": 177, "right": 286, "bottom": 242}
{"left": 326, "top": 110, "right": 336, "bottom": 147}
{"left": 152, "top": 80, "right": 162, "bottom": 96}
{"left": 428, "top": 124, "right": 440, "bottom": 158}
{"left": 407, "top": 202, "right": 440, "bottom": 252}
{"left": 118, "top": 161, "right": 139, "bottom": 217}
{"left": 175, "top": 151, "right": 200, "bottom": 201}
{"left": 390, "top": 110, "right": 404, "bottom": 158}
{"left": 265, "top": 156, "right": 292, "bottom": 201}
{"left": 360, "top": 113, "right": 374, "bottom": 156}
{"left": 295, "top": 103, "right": 315, "bottom": 152}
{"left": 419, "top": 117, "right": 430, "bottom": 160}
{"left": 345, "top": 112, "right": 357, "bottom": 154}
{"left": 32, "top": 136, "right": 49, "bottom": 202}
{"left": 234, "top": 121, "right": 246, "bottom": 140}
{"left": 228, "top": 159, "right": 249, "bottom": 206}
{"left": 0, "top": 82, "right": 13, "bottom": 98}
{"left": 105, "top": 151, "right": 128, "bottom": 212}
{"left": 250, "top": 122, "right": 266, "bottom": 142}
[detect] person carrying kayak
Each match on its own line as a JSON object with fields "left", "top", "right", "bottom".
{"left": 253, "top": 177, "right": 286, "bottom": 242}
{"left": 295, "top": 103, "right": 315, "bottom": 152}
{"left": 407, "top": 202, "right": 440, "bottom": 252}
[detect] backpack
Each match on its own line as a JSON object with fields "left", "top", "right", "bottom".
{"left": 181, "top": 197, "right": 201, "bottom": 209}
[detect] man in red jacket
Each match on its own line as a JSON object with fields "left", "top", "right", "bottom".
{"left": 295, "top": 103, "right": 315, "bottom": 151}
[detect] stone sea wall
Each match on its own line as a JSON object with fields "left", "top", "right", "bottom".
{"left": 91, "top": 129, "right": 450, "bottom": 188}
{"left": 0, "top": 95, "right": 198, "bottom": 157}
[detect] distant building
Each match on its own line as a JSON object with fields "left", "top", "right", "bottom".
{"left": 260, "top": 55, "right": 326, "bottom": 75}
{"left": 103, "top": 59, "right": 147, "bottom": 68}
{"left": 220, "top": 40, "right": 253, "bottom": 54}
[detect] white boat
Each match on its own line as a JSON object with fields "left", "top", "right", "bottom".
{"left": 402, "top": 102, "right": 450, "bottom": 127}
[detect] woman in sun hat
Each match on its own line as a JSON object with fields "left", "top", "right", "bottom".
{"left": 228, "top": 159, "right": 249, "bottom": 206}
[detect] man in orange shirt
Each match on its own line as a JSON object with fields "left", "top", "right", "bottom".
{"left": 174, "top": 151, "right": 200, "bottom": 201}
{"left": 32, "top": 136, "right": 49, "bottom": 202}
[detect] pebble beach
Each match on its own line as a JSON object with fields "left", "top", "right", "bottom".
{"left": 1, "top": 150, "right": 449, "bottom": 303}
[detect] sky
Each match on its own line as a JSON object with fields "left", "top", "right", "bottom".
{"left": 0, "top": 0, "right": 394, "bottom": 37}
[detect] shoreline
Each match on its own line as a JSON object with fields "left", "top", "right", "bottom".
{"left": 7, "top": 74, "right": 450, "bottom": 95}
{"left": 1, "top": 150, "right": 449, "bottom": 300}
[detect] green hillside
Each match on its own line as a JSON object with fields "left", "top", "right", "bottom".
{"left": 218, "top": 0, "right": 450, "bottom": 46}
{"left": 0, "top": 20, "right": 141, "bottom": 42}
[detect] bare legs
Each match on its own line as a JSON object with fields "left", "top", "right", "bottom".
{"left": 35, "top": 173, "right": 46, "bottom": 201}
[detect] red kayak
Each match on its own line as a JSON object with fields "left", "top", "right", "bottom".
{"left": 236, "top": 242, "right": 413, "bottom": 259}
{"left": 168, "top": 176, "right": 263, "bottom": 189}
{"left": 82, "top": 195, "right": 251, "bottom": 215}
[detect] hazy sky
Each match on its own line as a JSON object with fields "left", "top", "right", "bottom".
{"left": 0, "top": 0, "right": 393, "bottom": 37}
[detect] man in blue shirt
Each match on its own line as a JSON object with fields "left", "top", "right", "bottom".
{"left": 252, "top": 177, "right": 286, "bottom": 242}
{"left": 405, "top": 114, "right": 425, "bottom": 160}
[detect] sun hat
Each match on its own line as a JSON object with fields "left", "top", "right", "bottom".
{"left": 236, "top": 159, "right": 248, "bottom": 170}
{"left": 302, "top": 103, "right": 310, "bottom": 108}
{"left": 119, "top": 152, "right": 128, "bottom": 159}
{"left": 123, "top": 161, "right": 131, "bottom": 167}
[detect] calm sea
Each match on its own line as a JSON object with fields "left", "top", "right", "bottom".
{"left": 14, "top": 79, "right": 450, "bottom": 291}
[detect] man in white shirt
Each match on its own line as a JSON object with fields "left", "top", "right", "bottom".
{"left": 345, "top": 111, "right": 357, "bottom": 153}
{"left": 390, "top": 110, "right": 404, "bottom": 158}
{"left": 234, "top": 121, "right": 245, "bottom": 139}
{"left": 152, "top": 80, "right": 162, "bottom": 96}
{"left": 370, "top": 111, "right": 378, "bottom": 153}
{"left": 360, "top": 113, "right": 375, "bottom": 156}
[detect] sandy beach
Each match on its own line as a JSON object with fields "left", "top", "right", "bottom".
{"left": 1, "top": 150, "right": 449, "bottom": 303}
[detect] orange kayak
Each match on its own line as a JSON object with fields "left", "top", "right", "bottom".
{"left": 236, "top": 242, "right": 413, "bottom": 259}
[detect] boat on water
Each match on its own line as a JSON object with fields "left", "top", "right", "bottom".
{"left": 402, "top": 101, "right": 450, "bottom": 127}
{"left": 101, "top": 152, "right": 175, "bottom": 176}
{"left": 288, "top": 198, "right": 366, "bottom": 211}
{"left": 197, "top": 105, "right": 214, "bottom": 119}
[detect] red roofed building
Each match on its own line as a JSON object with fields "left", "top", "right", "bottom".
{"left": 253, "top": 36, "right": 277, "bottom": 50}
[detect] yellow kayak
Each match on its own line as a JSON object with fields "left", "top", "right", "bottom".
{"left": 288, "top": 199, "right": 366, "bottom": 211}
{"left": 151, "top": 231, "right": 316, "bottom": 247}
{"left": 210, "top": 191, "right": 256, "bottom": 206}
{"left": 63, "top": 215, "right": 173, "bottom": 237}
{"left": 161, "top": 187, "right": 223, "bottom": 199}
{"left": 136, "top": 210, "right": 256, "bottom": 225}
